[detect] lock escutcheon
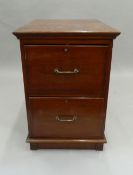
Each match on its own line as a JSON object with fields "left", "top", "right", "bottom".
{"left": 64, "top": 48, "right": 68, "bottom": 52}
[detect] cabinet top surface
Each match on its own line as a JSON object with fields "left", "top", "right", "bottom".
{"left": 13, "top": 19, "right": 120, "bottom": 38}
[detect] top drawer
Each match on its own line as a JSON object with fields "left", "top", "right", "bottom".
{"left": 24, "top": 45, "right": 110, "bottom": 97}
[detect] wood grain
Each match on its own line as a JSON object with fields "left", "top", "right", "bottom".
{"left": 13, "top": 19, "right": 120, "bottom": 39}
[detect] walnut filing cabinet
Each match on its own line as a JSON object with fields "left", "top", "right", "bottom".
{"left": 13, "top": 19, "right": 120, "bottom": 150}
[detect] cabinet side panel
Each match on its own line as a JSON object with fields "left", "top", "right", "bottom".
{"left": 20, "top": 40, "right": 32, "bottom": 137}
{"left": 103, "top": 41, "right": 113, "bottom": 134}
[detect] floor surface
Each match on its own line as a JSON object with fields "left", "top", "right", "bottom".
{"left": 0, "top": 69, "right": 133, "bottom": 175}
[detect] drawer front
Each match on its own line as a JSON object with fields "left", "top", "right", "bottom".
{"left": 29, "top": 97, "right": 105, "bottom": 138}
{"left": 25, "top": 45, "right": 109, "bottom": 97}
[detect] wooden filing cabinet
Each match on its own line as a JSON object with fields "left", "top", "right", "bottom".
{"left": 13, "top": 19, "right": 120, "bottom": 150}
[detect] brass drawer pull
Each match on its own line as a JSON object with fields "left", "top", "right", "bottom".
{"left": 54, "top": 68, "right": 79, "bottom": 74}
{"left": 56, "top": 115, "right": 77, "bottom": 122}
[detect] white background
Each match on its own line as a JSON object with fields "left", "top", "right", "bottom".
{"left": 0, "top": 0, "right": 133, "bottom": 175}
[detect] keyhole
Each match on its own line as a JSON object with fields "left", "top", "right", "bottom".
{"left": 64, "top": 48, "right": 68, "bottom": 52}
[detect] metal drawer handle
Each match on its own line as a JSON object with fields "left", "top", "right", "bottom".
{"left": 54, "top": 68, "right": 79, "bottom": 74}
{"left": 56, "top": 115, "right": 77, "bottom": 122}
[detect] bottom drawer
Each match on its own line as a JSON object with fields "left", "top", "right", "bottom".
{"left": 29, "top": 97, "right": 105, "bottom": 139}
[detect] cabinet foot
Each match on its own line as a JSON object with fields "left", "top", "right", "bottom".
{"left": 30, "top": 143, "right": 38, "bottom": 150}
{"left": 95, "top": 144, "right": 104, "bottom": 151}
